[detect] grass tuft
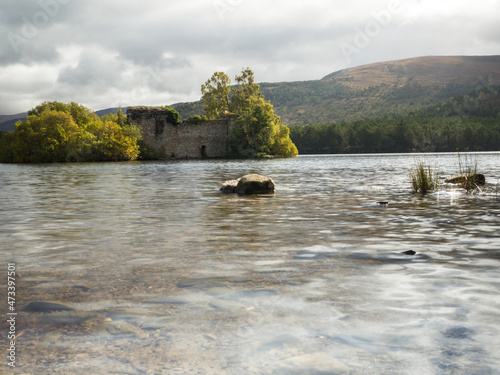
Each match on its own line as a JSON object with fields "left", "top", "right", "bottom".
{"left": 409, "top": 159, "right": 439, "bottom": 194}
{"left": 458, "top": 152, "right": 480, "bottom": 193}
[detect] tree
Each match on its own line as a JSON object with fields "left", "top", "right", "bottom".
{"left": 270, "top": 116, "right": 299, "bottom": 157}
{"left": 29, "top": 101, "right": 98, "bottom": 127}
{"left": 85, "top": 120, "right": 140, "bottom": 161}
{"left": 230, "top": 67, "right": 263, "bottom": 114}
{"left": 13, "top": 110, "right": 79, "bottom": 163}
{"left": 201, "top": 68, "right": 298, "bottom": 158}
{"left": 116, "top": 106, "right": 127, "bottom": 127}
{"left": 201, "top": 72, "right": 231, "bottom": 119}
{"left": 230, "top": 96, "right": 298, "bottom": 158}
{"left": 0, "top": 101, "right": 141, "bottom": 163}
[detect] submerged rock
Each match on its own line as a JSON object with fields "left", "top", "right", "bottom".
{"left": 401, "top": 250, "right": 417, "bottom": 256}
{"left": 22, "top": 302, "right": 74, "bottom": 313}
{"left": 445, "top": 173, "right": 485, "bottom": 185}
{"left": 220, "top": 174, "right": 275, "bottom": 195}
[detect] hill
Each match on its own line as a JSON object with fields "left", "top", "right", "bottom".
{"left": 289, "top": 83, "right": 500, "bottom": 154}
{"left": 175, "top": 55, "right": 500, "bottom": 126}
{"left": 261, "top": 55, "right": 500, "bottom": 126}
{"left": 2, "top": 55, "right": 499, "bottom": 131}
{"left": 0, "top": 113, "right": 27, "bottom": 132}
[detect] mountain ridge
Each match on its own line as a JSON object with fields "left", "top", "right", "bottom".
{"left": 2, "top": 55, "right": 499, "bottom": 131}
{"left": 174, "top": 55, "right": 500, "bottom": 126}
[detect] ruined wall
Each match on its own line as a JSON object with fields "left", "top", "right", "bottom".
{"left": 127, "top": 107, "right": 239, "bottom": 159}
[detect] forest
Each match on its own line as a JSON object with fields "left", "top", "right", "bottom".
{"left": 290, "top": 87, "right": 500, "bottom": 154}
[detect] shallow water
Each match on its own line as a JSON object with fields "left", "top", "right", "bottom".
{"left": 1, "top": 153, "right": 500, "bottom": 374}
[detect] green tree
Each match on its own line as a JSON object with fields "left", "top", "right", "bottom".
{"left": 198, "top": 68, "right": 298, "bottom": 158}
{"left": 0, "top": 132, "right": 16, "bottom": 163}
{"left": 160, "top": 106, "right": 181, "bottom": 125}
{"left": 116, "top": 106, "right": 127, "bottom": 127}
{"left": 230, "top": 67, "right": 263, "bottom": 114}
{"left": 101, "top": 106, "right": 128, "bottom": 127}
{"left": 201, "top": 72, "right": 231, "bottom": 119}
{"left": 230, "top": 96, "right": 297, "bottom": 158}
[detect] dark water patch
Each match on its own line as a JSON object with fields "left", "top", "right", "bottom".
{"left": 442, "top": 326, "right": 474, "bottom": 340}
{"left": 72, "top": 285, "right": 90, "bottom": 292}
{"left": 346, "top": 251, "right": 432, "bottom": 264}
{"left": 37, "top": 311, "right": 98, "bottom": 325}
{"left": 442, "top": 349, "right": 463, "bottom": 357}
{"left": 176, "top": 275, "right": 252, "bottom": 289}
{"left": 22, "top": 301, "right": 74, "bottom": 313}
{"left": 150, "top": 297, "right": 191, "bottom": 305}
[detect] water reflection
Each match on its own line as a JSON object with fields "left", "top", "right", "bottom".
{"left": 1, "top": 153, "right": 499, "bottom": 374}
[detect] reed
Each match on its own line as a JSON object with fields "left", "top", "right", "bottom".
{"left": 458, "top": 152, "right": 479, "bottom": 193}
{"left": 409, "top": 160, "right": 439, "bottom": 194}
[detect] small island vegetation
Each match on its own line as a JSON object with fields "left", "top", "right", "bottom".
{"left": 0, "top": 102, "right": 142, "bottom": 163}
{"left": 201, "top": 68, "right": 298, "bottom": 158}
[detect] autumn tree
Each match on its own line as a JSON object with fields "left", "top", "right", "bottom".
{"left": 13, "top": 110, "right": 80, "bottom": 163}
{"left": 0, "top": 101, "right": 141, "bottom": 163}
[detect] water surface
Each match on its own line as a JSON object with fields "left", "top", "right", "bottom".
{"left": 1, "top": 153, "right": 500, "bottom": 374}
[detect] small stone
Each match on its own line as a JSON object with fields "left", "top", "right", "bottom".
{"left": 402, "top": 250, "right": 417, "bottom": 256}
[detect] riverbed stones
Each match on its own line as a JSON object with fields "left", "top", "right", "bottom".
{"left": 220, "top": 174, "right": 275, "bottom": 194}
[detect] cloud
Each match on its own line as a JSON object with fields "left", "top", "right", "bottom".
{"left": 1, "top": 0, "right": 499, "bottom": 114}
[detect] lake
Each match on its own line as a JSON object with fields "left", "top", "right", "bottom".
{"left": 1, "top": 152, "right": 500, "bottom": 374}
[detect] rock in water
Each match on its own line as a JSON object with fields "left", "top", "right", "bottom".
{"left": 220, "top": 179, "right": 240, "bottom": 193}
{"left": 220, "top": 174, "right": 275, "bottom": 195}
{"left": 445, "top": 173, "right": 485, "bottom": 185}
{"left": 236, "top": 174, "right": 275, "bottom": 194}
{"left": 402, "top": 250, "right": 417, "bottom": 256}
{"left": 22, "top": 302, "right": 74, "bottom": 313}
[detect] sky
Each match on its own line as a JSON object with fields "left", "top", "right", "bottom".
{"left": 1, "top": 0, "right": 499, "bottom": 115}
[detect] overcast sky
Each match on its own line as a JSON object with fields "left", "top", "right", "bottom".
{"left": 1, "top": 0, "right": 499, "bottom": 114}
